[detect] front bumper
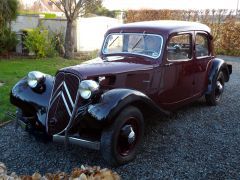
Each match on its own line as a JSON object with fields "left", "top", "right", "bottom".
{"left": 53, "top": 134, "right": 100, "bottom": 150}
{"left": 17, "top": 117, "right": 27, "bottom": 130}
{"left": 7, "top": 110, "right": 34, "bottom": 131}
{"left": 12, "top": 109, "right": 101, "bottom": 150}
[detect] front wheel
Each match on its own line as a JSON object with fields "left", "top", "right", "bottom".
{"left": 205, "top": 71, "right": 225, "bottom": 106}
{"left": 100, "top": 106, "right": 144, "bottom": 166}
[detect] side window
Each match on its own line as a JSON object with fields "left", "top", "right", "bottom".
{"left": 195, "top": 33, "right": 210, "bottom": 57}
{"left": 167, "top": 34, "right": 192, "bottom": 61}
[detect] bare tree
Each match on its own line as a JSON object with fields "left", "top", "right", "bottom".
{"left": 50, "top": 0, "right": 102, "bottom": 59}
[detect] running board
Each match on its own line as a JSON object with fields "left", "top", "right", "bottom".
{"left": 53, "top": 134, "right": 100, "bottom": 150}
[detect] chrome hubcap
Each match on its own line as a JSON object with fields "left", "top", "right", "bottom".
{"left": 216, "top": 81, "right": 223, "bottom": 93}
{"left": 121, "top": 125, "right": 136, "bottom": 144}
{"left": 215, "top": 80, "right": 223, "bottom": 100}
{"left": 128, "top": 126, "right": 136, "bottom": 144}
{"left": 118, "top": 118, "right": 139, "bottom": 156}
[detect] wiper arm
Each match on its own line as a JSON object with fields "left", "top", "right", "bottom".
{"left": 132, "top": 37, "right": 143, "bottom": 50}
{"left": 109, "top": 36, "right": 119, "bottom": 47}
{"left": 132, "top": 31, "right": 146, "bottom": 50}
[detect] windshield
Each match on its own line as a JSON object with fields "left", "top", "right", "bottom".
{"left": 102, "top": 33, "right": 163, "bottom": 59}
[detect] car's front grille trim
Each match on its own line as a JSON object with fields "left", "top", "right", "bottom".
{"left": 46, "top": 72, "right": 81, "bottom": 135}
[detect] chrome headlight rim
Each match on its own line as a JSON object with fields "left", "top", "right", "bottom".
{"left": 79, "top": 80, "right": 99, "bottom": 100}
{"left": 27, "top": 71, "right": 46, "bottom": 89}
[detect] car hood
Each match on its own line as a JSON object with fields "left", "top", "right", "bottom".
{"left": 60, "top": 56, "right": 154, "bottom": 78}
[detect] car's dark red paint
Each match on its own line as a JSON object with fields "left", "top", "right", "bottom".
{"left": 60, "top": 21, "right": 214, "bottom": 110}
{"left": 10, "top": 20, "right": 232, "bottom": 166}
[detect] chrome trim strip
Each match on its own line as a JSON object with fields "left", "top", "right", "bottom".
{"left": 53, "top": 134, "right": 100, "bottom": 150}
{"left": 61, "top": 93, "right": 71, "bottom": 117}
{"left": 63, "top": 82, "right": 74, "bottom": 107}
{"left": 50, "top": 91, "right": 62, "bottom": 107}
{"left": 51, "top": 81, "right": 64, "bottom": 99}
{"left": 64, "top": 90, "right": 80, "bottom": 132}
{"left": 50, "top": 81, "right": 74, "bottom": 108}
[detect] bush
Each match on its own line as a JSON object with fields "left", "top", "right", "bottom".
{"left": 50, "top": 30, "right": 65, "bottom": 56}
{"left": 0, "top": 27, "right": 18, "bottom": 55}
{"left": 44, "top": 13, "right": 57, "bottom": 19}
{"left": 24, "top": 27, "right": 57, "bottom": 58}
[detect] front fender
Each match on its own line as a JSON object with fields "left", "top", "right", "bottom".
{"left": 205, "top": 58, "right": 231, "bottom": 95}
{"left": 87, "top": 88, "right": 169, "bottom": 124}
{"left": 10, "top": 74, "right": 54, "bottom": 126}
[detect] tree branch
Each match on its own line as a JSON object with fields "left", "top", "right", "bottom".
{"left": 66, "top": 0, "right": 70, "bottom": 15}
{"left": 72, "top": 0, "right": 84, "bottom": 19}
{"left": 60, "top": 0, "right": 70, "bottom": 19}
{"left": 49, "top": 0, "right": 64, "bottom": 12}
{"left": 50, "top": 0, "right": 73, "bottom": 20}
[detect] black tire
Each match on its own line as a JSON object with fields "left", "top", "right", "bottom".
{"left": 100, "top": 106, "right": 144, "bottom": 166}
{"left": 205, "top": 71, "right": 225, "bottom": 106}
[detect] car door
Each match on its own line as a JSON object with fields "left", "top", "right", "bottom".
{"left": 193, "top": 31, "right": 213, "bottom": 95}
{"left": 157, "top": 32, "right": 195, "bottom": 107}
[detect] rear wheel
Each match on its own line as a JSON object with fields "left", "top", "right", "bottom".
{"left": 205, "top": 71, "right": 225, "bottom": 106}
{"left": 100, "top": 106, "right": 144, "bottom": 166}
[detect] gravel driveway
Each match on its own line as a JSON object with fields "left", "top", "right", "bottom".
{"left": 1, "top": 57, "right": 240, "bottom": 179}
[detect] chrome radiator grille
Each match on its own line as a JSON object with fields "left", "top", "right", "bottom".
{"left": 47, "top": 72, "right": 81, "bottom": 135}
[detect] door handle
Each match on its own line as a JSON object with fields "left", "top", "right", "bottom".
{"left": 142, "top": 80, "right": 150, "bottom": 83}
{"left": 165, "top": 63, "right": 173, "bottom": 67}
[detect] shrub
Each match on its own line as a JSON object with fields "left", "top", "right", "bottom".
{"left": 44, "top": 13, "right": 57, "bottom": 19}
{"left": 50, "top": 30, "right": 65, "bottom": 56}
{"left": 0, "top": 27, "right": 18, "bottom": 55}
{"left": 24, "top": 27, "right": 57, "bottom": 58}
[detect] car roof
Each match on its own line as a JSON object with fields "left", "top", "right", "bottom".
{"left": 107, "top": 20, "right": 211, "bottom": 35}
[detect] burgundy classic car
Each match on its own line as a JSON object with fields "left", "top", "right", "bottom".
{"left": 10, "top": 20, "right": 232, "bottom": 166}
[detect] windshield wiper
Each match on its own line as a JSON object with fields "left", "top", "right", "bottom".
{"left": 132, "top": 31, "right": 146, "bottom": 50}
{"left": 108, "top": 36, "right": 119, "bottom": 47}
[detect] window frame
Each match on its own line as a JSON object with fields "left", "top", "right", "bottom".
{"left": 195, "top": 31, "right": 211, "bottom": 59}
{"left": 166, "top": 32, "right": 193, "bottom": 62}
{"left": 101, "top": 32, "right": 164, "bottom": 60}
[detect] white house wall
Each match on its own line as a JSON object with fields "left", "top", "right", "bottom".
{"left": 77, "top": 17, "right": 121, "bottom": 51}
{"left": 11, "top": 15, "right": 122, "bottom": 52}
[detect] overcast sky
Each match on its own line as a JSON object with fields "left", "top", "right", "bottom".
{"left": 21, "top": 0, "right": 239, "bottom": 11}
{"left": 103, "top": 0, "right": 239, "bottom": 10}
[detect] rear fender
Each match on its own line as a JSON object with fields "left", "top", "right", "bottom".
{"left": 205, "top": 58, "right": 231, "bottom": 95}
{"left": 10, "top": 75, "right": 54, "bottom": 126}
{"left": 87, "top": 88, "right": 169, "bottom": 124}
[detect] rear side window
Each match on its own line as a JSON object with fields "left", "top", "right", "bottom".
{"left": 167, "top": 34, "right": 192, "bottom": 61}
{"left": 196, "top": 33, "right": 210, "bottom": 57}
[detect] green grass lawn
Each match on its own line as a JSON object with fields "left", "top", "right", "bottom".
{"left": 0, "top": 57, "right": 84, "bottom": 124}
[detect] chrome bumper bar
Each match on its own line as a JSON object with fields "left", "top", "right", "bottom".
{"left": 53, "top": 134, "right": 100, "bottom": 150}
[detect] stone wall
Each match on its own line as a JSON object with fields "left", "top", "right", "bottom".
{"left": 11, "top": 15, "right": 41, "bottom": 32}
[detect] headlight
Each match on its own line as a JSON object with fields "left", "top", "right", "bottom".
{"left": 79, "top": 80, "right": 99, "bottom": 99}
{"left": 27, "top": 71, "right": 45, "bottom": 88}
